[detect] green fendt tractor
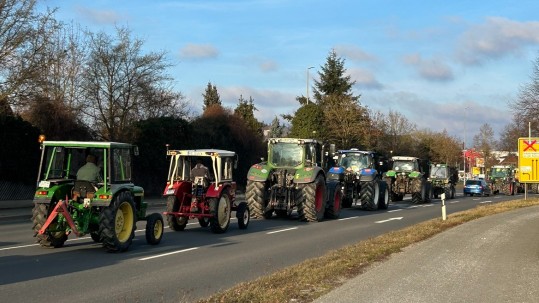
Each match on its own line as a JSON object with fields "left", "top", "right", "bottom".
{"left": 383, "top": 156, "right": 431, "bottom": 204}
{"left": 488, "top": 165, "right": 516, "bottom": 195}
{"left": 246, "top": 138, "right": 340, "bottom": 222}
{"left": 428, "top": 163, "right": 457, "bottom": 199}
{"left": 32, "top": 141, "right": 163, "bottom": 252}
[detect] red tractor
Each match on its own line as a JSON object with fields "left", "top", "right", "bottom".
{"left": 163, "top": 149, "right": 249, "bottom": 233}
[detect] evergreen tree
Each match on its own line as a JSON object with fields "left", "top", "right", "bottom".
{"left": 269, "top": 116, "right": 284, "bottom": 138}
{"left": 202, "top": 81, "right": 221, "bottom": 112}
{"left": 234, "top": 95, "right": 263, "bottom": 136}
{"left": 313, "top": 49, "right": 359, "bottom": 104}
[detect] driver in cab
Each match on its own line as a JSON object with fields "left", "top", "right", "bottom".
{"left": 76, "top": 154, "right": 101, "bottom": 182}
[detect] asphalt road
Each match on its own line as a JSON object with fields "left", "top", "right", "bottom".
{"left": 0, "top": 193, "right": 524, "bottom": 302}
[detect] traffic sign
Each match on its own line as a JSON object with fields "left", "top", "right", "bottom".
{"left": 518, "top": 137, "right": 539, "bottom": 182}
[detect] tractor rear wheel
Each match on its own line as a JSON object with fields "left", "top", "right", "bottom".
{"left": 209, "top": 192, "right": 231, "bottom": 233}
{"left": 299, "top": 175, "right": 326, "bottom": 222}
{"left": 32, "top": 202, "right": 68, "bottom": 248}
{"left": 325, "top": 181, "right": 342, "bottom": 219}
{"left": 99, "top": 192, "right": 136, "bottom": 252}
{"left": 166, "top": 196, "right": 187, "bottom": 231}
{"left": 360, "top": 180, "right": 380, "bottom": 211}
{"left": 246, "top": 180, "right": 266, "bottom": 219}
{"left": 378, "top": 181, "right": 390, "bottom": 210}
{"left": 411, "top": 179, "right": 423, "bottom": 204}
{"left": 198, "top": 217, "right": 210, "bottom": 227}
{"left": 145, "top": 213, "right": 164, "bottom": 245}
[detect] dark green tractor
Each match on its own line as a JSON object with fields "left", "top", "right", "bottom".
{"left": 246, "top": 138, "right": 339, "bottom": 222}
{"left": 32, "top": 141, "right": 163, "bottom": 252}
{"left": 383, "top": 156, "right": 431, "bottom": 204}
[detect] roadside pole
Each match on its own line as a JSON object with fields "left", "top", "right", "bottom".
{"left": 441, "top": 193, "right": 447, "bottom": 220}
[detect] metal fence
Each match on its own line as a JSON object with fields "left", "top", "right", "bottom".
{"left": 0, "top": 181, "right": 34, "bottom": 200}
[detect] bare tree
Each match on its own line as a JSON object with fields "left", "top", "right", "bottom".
{"left": 0, "top": 0, "right": 57, "bottom": 109}
{"left": 81, "top": 27, "right": 187, "bottom": 141}
{"left": 473, "top": 123, "right": 496, "bottom": 168}
{"left": 322, "top": 94, "right": 369, "bottom": 148}
{"left": 382, "top": 110, "right": 417, "bottom": 155}
{"left": 511, "top": 54, "right": 539, "bottom": 135}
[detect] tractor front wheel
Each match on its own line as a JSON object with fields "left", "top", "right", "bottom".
{"left": 236, "top": 201, "right": 250, "bottom": 229}
{"left": 99, "top": 192, "right": 136, "bottom": 252}
{"left": 32, "top": 202, "right": 68, "bottom": 248}
{"left": 145, "top": 213, "right": 164, "bottom": 245}
{"left": 325, "top": 181, "right": 342, "bottom": 219}
{"left": 360, "top": 180, "right": 380, "bottom": 211}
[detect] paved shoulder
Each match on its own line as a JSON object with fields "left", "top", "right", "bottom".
{"left": 314, "top": 206, "right": 539, "bottom": 303}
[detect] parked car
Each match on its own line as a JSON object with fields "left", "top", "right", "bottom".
{"left": 463, "top": 179, "right": 492, "bottom": 197}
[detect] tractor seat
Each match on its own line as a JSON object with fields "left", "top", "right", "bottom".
{"left": 72, "top": 180, "right": 97, "bottom": 200}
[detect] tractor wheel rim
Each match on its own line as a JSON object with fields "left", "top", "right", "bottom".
{"left": 218, "top": 196, "right": 230, "bottom": 228}
{"left": 154, "top": 220, "right": 163, "bottom": 239}
{"left": 334, "top": 190, "right": 341, "bottom": 211}
{"left": 115, "top": 201, "right": 134, "bottom": 242}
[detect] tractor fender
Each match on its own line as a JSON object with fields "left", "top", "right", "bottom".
{"left": 205, "top": 183, "right": 235, "bottom": 199}
{"left": 247, "top": 163, "right": 272, "bottom": 182}
{"left": 163, "top": 180, "right": 191, "bottom": 197}
{"left": 358, "top": 168, "right": 378, "bottom": 182}
{"left": 33, "top": 183, "right": 72, "bottom": 204}
{"left": 327, "top": 166, "right": 345, "bottom": 181}
{"left": 384, "top": 170, "right": 397, "bottom": 178}
{"left": 294, "top": 166, "right": 325, "bottom": 184}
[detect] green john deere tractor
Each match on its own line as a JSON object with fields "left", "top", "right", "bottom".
{"left": 32, "top": 141, "right": 163, "bottom": 252}
{"left": 246, "top": 138, "right": 339, "bottom": 222}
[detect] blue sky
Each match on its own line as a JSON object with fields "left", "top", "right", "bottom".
{"left": 38, "top": 0, "right": 539, "bottom": 146}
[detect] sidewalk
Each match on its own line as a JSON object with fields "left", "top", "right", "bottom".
{"left": 313, "top": 205, "right": 539, "bottom": 303}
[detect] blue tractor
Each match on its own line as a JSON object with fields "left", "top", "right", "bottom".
{"left": 326, "top": 149, "right": 389, "bottom": 210}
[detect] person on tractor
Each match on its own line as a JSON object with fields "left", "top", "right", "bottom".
{"left": 76, "top": 154, "right": 101, "bottom": 182}
{"left": 191, "top": 158, "right": 209, "bottom": 181}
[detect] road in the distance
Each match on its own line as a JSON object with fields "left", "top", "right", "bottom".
{"left": 0, "top": 193, "right": 522, "bottom": 302}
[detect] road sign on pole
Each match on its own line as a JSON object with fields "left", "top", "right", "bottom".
{"left": 518, "top": 137, "right": 539, "bottom": 182}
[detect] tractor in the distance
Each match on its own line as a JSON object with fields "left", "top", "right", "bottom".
{"left": 246, "top": 138, "right": 340, "bottom": 222}
{"left": 488, "top": 165, "right": 516, "bottom": 195}
{"left": 428, "top": 163, "right": 458, "bottom": 199}
{"left": 326, "top": 149, "right": 389, "bottom": 210}
{"left": 163, "top": 149, "right": 249, "bottom": 234}
{"left": 32, "top": 141, "right": 163, "bottom": 252}
{"left": 384, "top": 156, "right": 431, "bottom": 204}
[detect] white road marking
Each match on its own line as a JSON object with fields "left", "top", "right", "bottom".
{"left": 479, "top": 200, "right": 493, "bottom": 204}
{"left": 0, "top": 243, "right": 39, "bottom": 251}
{"left": 266, "top": 227, "right": 298, "bottom": 234}
{"left": 449, "top": 200, "right": 460, "bottom": 204}
{"left": 375, "top": 217, "right": 403, "bottom": 223}
{"left": 138, "top": 247, "right": 199, "bottom": 261}
{"left": 338, "top": 216, "right": 359, "bottom": 221}
{"left": 387, "top": 209, "right": 403, "bottom": 213}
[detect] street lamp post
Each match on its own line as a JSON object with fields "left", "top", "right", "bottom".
{"left": 463, "top": 107, "right": 468, "bottom": 184}
{"left": 306, "top": 66, "right": 314, "bottom": 103}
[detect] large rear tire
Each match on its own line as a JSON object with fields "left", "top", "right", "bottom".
{"left": 411, "top": 179, "right": 423, "bottom": 204}
{"left": 209, "top": 192, "right": 231, "bottom": 233}
{"left": 32, "top": 202, "right": 68, "bottom": 248}
{"left": 246, "top": 180, "right": 266, "bottom": 219}
{"left": 166, "top": 196, "right": 187, "bottom": 231}
{"left": 325, "top": 181, "right": 342, "bottom": 219}
{"left": 99, "top": 191, "right": 136, "bottom": 252}
{"left": 298, "top": 175, "right": 326, "bottom": 222}
{"left": 360, "top": 180, "right": 380, "bottom": 210}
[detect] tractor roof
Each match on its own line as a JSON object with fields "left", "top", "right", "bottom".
{"left": 42, "top": 141, "right": 134, "bottom": 149}
{"left": 392, "top": 156, "right": 419, "bottom": 161}
{"left": 338, "top": 149, "right": 372, "bottom": 154}
{"left": 268, "top": 138, "right": 319, "bottom": 144}
{"left": 166, "top": 149, "right": 236, "bottom": 157}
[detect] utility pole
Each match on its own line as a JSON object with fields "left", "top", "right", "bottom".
{"left": 306, "top": 66, "right": 314, "bottom": 104}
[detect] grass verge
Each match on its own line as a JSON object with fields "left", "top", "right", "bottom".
{"left": 198, "top": 197, "right": 539, "bottom": 303}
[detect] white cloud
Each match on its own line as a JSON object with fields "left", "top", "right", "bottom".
{"left": 334, "top": 45, "right": 377, "bottom": 62}
{"left": 456, "top": 17, "right": 539, "bottom": 65}
{"left": 403, "top": 53, "right": 454, "bottom": 81}
{"left": 179, "top": 43, "right": 219, "bottom": 60}
{"left": 75, "top": 6, "right": 123, "bottom": 24}
{"left": 348, "top": 67, "right": 383, "bottom": 90}
{"left": 259, "top": 60, "right": 278, "bottom": 72}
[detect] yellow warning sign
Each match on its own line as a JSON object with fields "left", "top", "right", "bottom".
{"left": 518, "top": 137, "right": 539, "bottom": 182}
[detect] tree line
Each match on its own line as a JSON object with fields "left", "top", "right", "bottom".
{"left": 1, "top": 1, "right": 538, "bottom": 195}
